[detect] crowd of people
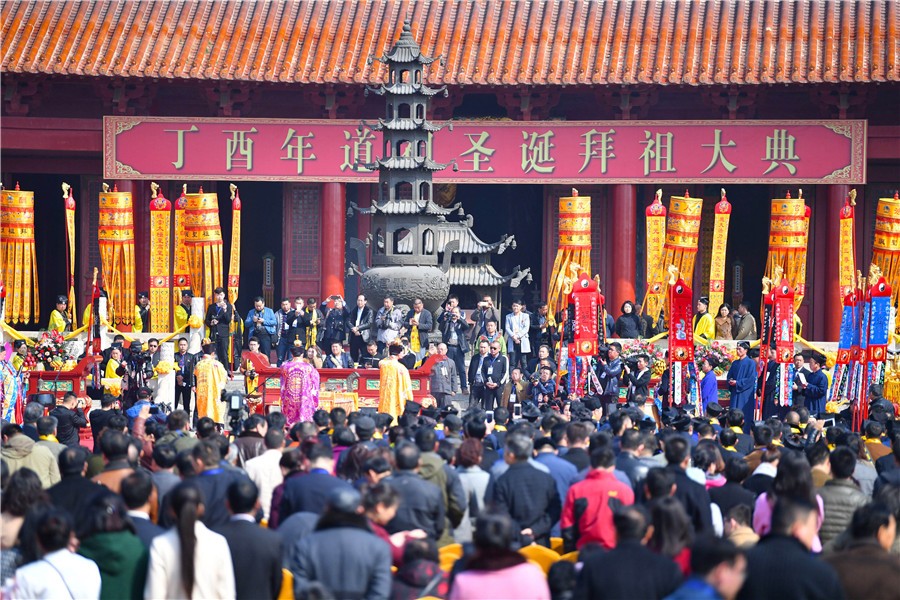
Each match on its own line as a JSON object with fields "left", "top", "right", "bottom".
{"left": 2, "top": 381, "right": 899, "bottom": 599}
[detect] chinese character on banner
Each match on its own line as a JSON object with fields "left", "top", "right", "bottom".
{"left": 281, "top": 129, "right": 317, "bottom": 175}
{"left": 223, "top": 128, "right": 258, "bottom": 171}
{"left": 459, "top": 131, "right": 496, "bottom": 172}
{"left": 521, "top": 131, "right": 556, "bottom": 174}
{"left": 164, "top": 125, "right": 199, "bottom": 169}
{"left": 340, "top": 128, "right": 375, "bottom": 172}
{"left": 763, "top": 129, "right": 799, "bottom": 175}
{"left": 579, "top": 128, "right": 616, "bottom": 174}
{"left": 700, "top": 129, "right": 738, "bottom": 174}
{"left": 639, "top": 131, "right": 677, "bottom": 176}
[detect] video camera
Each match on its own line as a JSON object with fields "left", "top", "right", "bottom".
{"left": 222, "top": 390, "right": 249, "bottom": 436}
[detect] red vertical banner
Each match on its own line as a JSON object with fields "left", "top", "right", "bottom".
{"left": 569, "top": 273, "right": 599, "bottom": 357}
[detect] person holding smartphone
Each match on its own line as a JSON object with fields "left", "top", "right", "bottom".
{"left": 205, "top": 287, "right": 235, "bottom": 369}
{"left": 482, "top": 341, "right": 509, "bottom": 412}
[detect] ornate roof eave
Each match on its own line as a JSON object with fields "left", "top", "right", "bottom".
{"left": 372, "top": 156, "right": 454, "bottom": 171}
{"left": 447, "top": 264, "right": 533, "bottom": 287}
{"left": 349, "top": 199, "right": 457, "bottom": 216}
{"left": 434, "top": 224, "right": 517, "bottom": 255}
{"left": 377, "top": 82, "right": 447, "bottom": 96}
{"left": 377, "top": 117, "right": 451, "bottom": 133}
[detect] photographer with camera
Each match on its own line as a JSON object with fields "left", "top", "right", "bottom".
{"left": 48, "top": 392, "right": 88, "bottom": 448}
{"left": 529, "top": 365, "right": 557, "bottom": 406}
{"left": 245, "top": 296, "right": 277, "bottom": 360}
{"left": 125, "top": 386, "right": 168, "bottom": 430}
{"left": 470, "top": 296, "right": 499, "bottom": 345}
{"left": 441, "top": 306, "right": 470, "bottom": 394}
{"left": 622, "top": 354, "right": 652, "bottom": 404}
{"left": 597, "top": 342, "right": 624, "bottom": 417}
{"left": 374, "top": 296, "right": 403, "bottom": 354}
{"left": 320, "top": 294, "right": 350, "bottom": 352}
{"left": 206, "top": 287, "right": 237, "bottom": 369}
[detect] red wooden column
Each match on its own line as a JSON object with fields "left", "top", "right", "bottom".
{"left": 609, "top": 184, "right": 637, "bottom": 315}
{"left": 320, "top": 182, "right": 346, "bottom": 298}
{"left": 825, "top": 184, "right": 850, "bottom": 341}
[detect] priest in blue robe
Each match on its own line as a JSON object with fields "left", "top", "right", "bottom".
{"left": 727, "top": 341, "right": 757, "bottom": 430}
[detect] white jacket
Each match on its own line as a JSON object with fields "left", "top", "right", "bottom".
{"left": 244, "top": 449, "right": 285, "bottom": 520}
{"left": 144, "top": 521, "right": 235, "bottom": 600}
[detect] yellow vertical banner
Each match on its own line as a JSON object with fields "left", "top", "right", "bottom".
{"left": 765, "top": 190, "right": 808, "bottom": 314}
{"left": 707, "top": 189, "right": 732, "bottom": 313}
{"left": 185, "top": 187, "right": 223, "bottom": 301}
{"left": 0, "top": 183, "right": 39, "bottom": 324}
{"left": 63, "top": 183, "right": 77, "bottom": 321}
{"left": 98, "top": 183, "right": 136, "bottom": 325}
{"left": 227, "top": 184, "right": 241, "bottom": 305}
{"left": 838, "top": 190, "right": 857, "bottom": 298}
{"left": 173, "top": 185, "right": 191, "bottom": 315}
{"left": 547, "top": 190, "right": 592, "bottom": 324}
{"left": 149, "top": 183, "right": 172, "bottom": 332}
{"left": 644, "top": 189, "right": 667, "bottom": 320}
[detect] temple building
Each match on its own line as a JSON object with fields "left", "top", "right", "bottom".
{"left": 1, "top": 0, "right": 898, "bottom": 339}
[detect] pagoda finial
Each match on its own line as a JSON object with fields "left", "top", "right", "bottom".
{"left": 786, "top": 190, "right": 791, "bottom": 199}
{"left": 684, "top": 189, "right": 690, "bottom": 198}
{"left": 15, "top": 182, "right": 20, "bottom": 191}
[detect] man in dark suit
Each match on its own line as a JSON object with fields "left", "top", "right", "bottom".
{"left": 205, "top": 287, "right": 236, "bottom": 369}
{"left": 46, "top": 446, "right": 106, "bottom": 522}
{"left": 215, "top": 479, "right": 283, "bottom": 600}
{"left": 623, "top": 354, "right": 652, "bottom": 404}
{"left": 403, "top": 298, "right": 433, "bottom": 361}
{"left": 120, "top": 470, "right": 164, "bottom": 547}
{"left": 173, "top": 337, "right": 196, "bottom": 415}
{"left": 574, "top": 505, "right": 682, "bottom": 600}
{"left": 320, "top": 295, "right": 349, "bottom": 351}
{"left": 346, "top": 294, "right": 374, "bottom": 365}
{"left": 708, "top": 458, "right": 757, "bottom": 516}
{"left": 469, "top": 296, "right": 500, "bottom": 345}
{"left": 664, "top": 435, "right": 713, "bottom": 535}
{"left": 383, "top": 443, "right": 446, "bottom": 540}
{"left": 442, "top": 307, "right": 471, "bottom": 394}
{"left": 280, "top": 442, "right": 353, "bottom": 519}
{"left": 481, "top": 340, "right": 509, "bottom": 411}
{"left": 562, "top": 422, "right": 592, "bottom": 472}
{"left": 21, "top": 401, "right": 43, "bottom": 441}
{"left": 49, "top": 392, "right": 88, "bottom": 447}
{"left": 323, "top": 342, "right": 353, "bottom": 369}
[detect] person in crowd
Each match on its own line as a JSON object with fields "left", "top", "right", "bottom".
{"left": 290, "top": 487, "right": 392, "bottom": 600}
{"left": 616, "top": 300, "right": 642, "bottom": 339}
{"left": 391, "top": 537, "right": 448, "bottom": 600}
{"left": 120, "top": 470, "right": 165, "bottom": 547}
{"left": 384, "top": 443, "right": 446, "bottom": 540}
{"left": 616, "top": 428, "right": 653, "bottom": 495}
{"left": 562, "top": 444, "right": 634, "bottom": 552}
{"left": 319, "top": 294, "right": 349, "bottom": 352}
{"left": 526, "top": 344, "right": 558, "bottom": 378}
{"left": 440, "top": 306, "right": 470, "bottom": 394}
{"left": 665, "top": 537, "right": 747, "bottom": 600}
{"left": 214, "top": 479, "right": 283, "bottom": 600}
{"left": 505, "top": 300, "right": 531, "bottom": 372}
{"left": 76, "top": 491, "right": 148, "bottom": 600}
{"left": 488, "top": 433, "right": 560, "bottom": 548}
{"left": 192, "top": 343, "right": 229, "bottom": 425}
{"left": 431, "top": 343, "right": 460, "bottom": 409}
{"left": 693, "top": 297, "right": 715, "bottom": 342}
{"left": 823, "top": 503, "right": 899, "bottom": 600}
{"left": 648, "top": 496, "right": 694, "bottom": 576}
{"left": 528, "top": 302, "right": 555, "bottom": 351}
{"left": 482, "top": 340, "right": 509, "bottom": 412}
{"left": 574, "top": 505, "right": 682, "bottom": 600}
{"left": 723, "top": 504, "right": 759, "bottom": 549}
{"left": 714, "top": 303, "right": 734, "bottom": 340}
{"left": 359, "top": 340, "right": 382, "bottom": 369}
{"left": 709, "top": 459, "right": 756, "bottom": 517}
{"left": 48, "top": 391, "right": 88, "bottom": 448}
{"left": 375, "top": 296, "right": 404, "bottom": 353}
{"left": 801, "top": 352, "right": 829, "bottom": 415}
{"left": 732, "top": 301, "right": 758, "bottom": 341}
{"left": 34, "top": 416, "right": 65, "bottom": 459}
{"left": 234, "top": 413, "right": 267, "bottom": 466}
{"left": 739, "top": 497, "right": 845, "bottom": 600}
{"left": 1, "top": 468, "right": 45, "bottom": 581}
{"left": 281, "top": 441, "right": 353, "bottom": 519}
{"left": 281, "top": 346, "right": 321, "bottom": 425}
{"left": 470, "top": 296, "right": 500, "bottom": 346}
{"left": 273, "top": 297, "right": 297, "bottom": 366}
{"left": 12, "top": 510, "right": 102, "bottom": 600}
{"left": 145, "top": 481, "right": 235, "bottom": 599}
{"left": 665, "top": 435, "right": 713, "bottom": 535}
{"left": 1, "top": 424, "right": 60, "bottom": 488}
{"left": 817, "top": 446, "right": 868, "bottom": 545}
{"left": 468, "top": 339, "right": 490, "bottom": 411}
{"left": 244, "top": 295, "right": 277, "bottom": 359}
{"left": 596, "top": 342, "right": 623, "bottom": 417}
{"left": 379, "top": 343, "right": 415, "bottom": 423}
{"left": 46, "top": 446, "right": 104, "bottom": 523}
{"left": 244, "top": 429, "right": 286, "bottom": 522}
{"left": 344, "top": 294, "right": 373, "bottom": 364}
{"left": 173, "top": 337, "right": 196, "bottom": 416}
{"left": 172, "top": 289, "right": 193, "bottom": 332}
{"left": 478, "top": 320, "right": 507, "bottom": 355}
{"left": 449, "top": 511, "right": 551, "bottom": 600}
{"left": 455, "top": 438, "right": 490, "bottom": 544}
{"left": 699, "top": 356, "right": 719, "bottom": 416}
{"left": 323, "top": 340, "right": 352, "bottom": 369}
{"left": 504, "top": 367, "right": 531, "bottom": 405}
{"left": 402, "top": 297, "right": 433, "bottom": 362}
{"left": 204, "top": 287, "right": 236, "bottom": 369}
{"left": 727, "top": 343, "right": 757, "bottom": 426}
{"left": 529, "top": 366, "right": 557, "bottom": 406}
{"left": 752, "top": 450, "right": 825, "bottom": 552}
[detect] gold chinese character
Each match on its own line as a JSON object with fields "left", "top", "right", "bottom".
{"left": 639, "top": 131, "right": 677, "bottom": 176}
{"left": 164, "top": 125, "right": 199, "bottom": 169}
{"left": 701, "top": 129, "right": 738, "bottom": 174}
{"left": 459, "top": 131, "right": 496, "bottom": 172}
{"left": 281, "top": 129, "right": 317, "bottom": 175}
{"left": 223, "top": 128, "right": 258, "bottom": 171}
{"left": 579, "top": 128, "right": 616, "bottom": 174}
{"left": 340, "top": 128, "right": 375, "bottom": 172}
{"left": 763, "top": 129, "right": 799, "bottom": 175}
{"left": 521, "top": 131, "right": 555, "bottom": 174}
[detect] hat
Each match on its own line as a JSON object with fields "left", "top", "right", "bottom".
{"left": 638, "top": 419, "right": 658, "bottom": 432}
{"left": 55, "top": 295, "right": 68, "bottom": 304}
{"left": 737, "top": 341, "right": 751, "bottom": 351}
{"left": 404, "top": 400, "right": 423, "bottom": 416}
{"left": 354, "top": 416, "right": 375, "bottom": 437}
{"left": 582, "top": 395, "right": 602, "bottom": 411}
{"left": 137, "top": 387, "right": 152, "bottom": 400}
{"left": 534, "top": 437, "right": 557, "bottom": 451}
{"left": 421, "top": 406, "right": 439, "bottom": 419}
{"left": 443, "top": 414, "right": 463, "bottom": 431}
{"left": 327, "top": 487, "right": 362, "bottom": 514}
{"left": 706, "top": 402, "right": 725, "bottom": 417}
{"left": 439, "top": 406, "right": 459, "bottom": 417}
{"left": 672, "top": 415, "right": 692, "bottom": 431}
{"left": 137, "top": 291, "right": 149, "bottom": 299}
{"left": 698, "top": 296, "right": 710, "bottom": 306}
{"left": 660, "top": 407, "right": 679, "bottom": 425}
{"left": 389, "top": 342, "right": 404, "bottom": 356}
{"left": 522, "top": 403, "right": 541, "bottom": 421}
{"left": 181, "top": 289, "right": 194, "bottom": 298}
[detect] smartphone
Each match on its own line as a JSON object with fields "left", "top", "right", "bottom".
{"left": 514, "top": 403, "right": 522, "bottom": 418}
{"left": 485, "top": 411, "right": 494, "bottom": 423}
{"left": 820, "top": 416, "right": 836, "bottom": 428}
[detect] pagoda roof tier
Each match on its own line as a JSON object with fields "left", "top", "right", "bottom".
{"left": 377, "top": 118, "right": 446, "bottom": 132}
{"left": 374, "top": 156, "right": 452, "bottom": 171}
{"left": 448, "top": 264, "right": 531, "bottom": 288}
{"left": 366, "top": 82, "right": 446, "bottom": 96}
{"left": 434, "top": 226, "right": 514, "bottom": 255}
{"left": 351, "top": 199, "right": 456, "bottom": 216}
{"left": 372, "top": 22, "right": 439, "bottom": 66}
{"left": 4, "top": 1, "right": 890, "bottom": 86}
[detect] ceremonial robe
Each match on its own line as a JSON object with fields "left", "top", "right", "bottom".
{"left": 194, "top": 356, "right": 228, "bottom": 423}
{"left": 280, "top": 360, "right": 320, "bottom": 424}
{"left": 700, "top": 371, "right": 718, "bottom": 415}
{"left": 727, "top": 356, "right": 757, "bottom": 420}
{"left": 378, "top": 357, "right": 413, "bottom": 423}
{"left": 48, "top": 309, "right": 72, "bottom": 333}
{"left": 693, "top": 312, "right": 715, "bottom": 341}
{"left": 804, "top": 369, "right": 829, "bottom": 415}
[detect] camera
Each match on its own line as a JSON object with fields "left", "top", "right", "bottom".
{"left": 222, "top": 390, "right": 249, "bottom": 435}
{"left": 149, "top": 402, "right": 172, "bottom": 415}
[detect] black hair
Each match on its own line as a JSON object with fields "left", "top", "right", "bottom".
{"left": 613, "top": 505, "right": 650, "bottom": 541}
{"left": 36, "top": 415, "right": 57, "bottom": 437}
{"left": 100, "top": 430, "right": 129, "bottom": 460}
{"left": 227, "top": 479, "right": 259, "bottom": 515}
{"left": 36, "top": 509, "right": 74, "bottom": 553}
{"left": 724, "top": 458, "right": 750, "bottom": 483}
{"left": 266, "top": 411, "right": 287, "bottom": 432}
{"left": 645, "top": 468, "right": 675, "bottom": 500}
{"left": 726, "top": 504, "right": 753, "bottom": 527}
{"left": 192, "top": 439, "right": 221, "bottom": 468}
{"left": 648, "top": 497, "right": 693, "bottom": 560}
{"left": 414, "top": 427, "right": 437, "bottom": 452}
{"left": 719, "top": 428, "right": 737, "bottom": 448}
{"left": 691, "top": 445, "right": 716, "bottom": 472}
{"left": 3, "top": 469, "right": 44, "bottom": 517}
{"left": 464, "top": 419, "right": 486, "bottom": 440}
{"left": 100, "top": 394, "right": 118, "bottom": 408}
{"left": 473, "top": 511, "right": 515, "bottom": 551}
{"left": 264, "top": 429, "right": 285, "bottom": 450}
{"left": 395, "top": 442, "right": 421, "bottom": 470}
{"left": 313, "top": 409, "right": 331, "bottom": 427}
{"left": 171, "top": 482, "right": 204, "bottom": 595}
{"left": 175, "top": 450, "right": 197, "bottom": 478}
{"left": 771, "top": 497, "right": 817, "bottom": 536}
{"left": 664, "top": 435, "right": 690, "bottom": 465}
{"left": 167, "top": 410, "right": 190, "bottom": 431}
{"left": 153, "top": 443, "right": 178, "bottom": 469}
{"left": 590, "top": 446, "right": 616, "bottom": 469}
{"left": 107, "top": 414, "right": 128, "bottom": 432}
{"left": 330, "top": 407, "right": 348, "bottom": 426}
{"left": 332, "top": 426, "right": 356, "bottom": 447}
{"left": 865, "top": 421, "right": 885, "bottom": 438}
{"left": 752, "top": 424, "right": 774, "bottom": 447}
{"left": 689, "top": 536, "right": 742, "bottom": 576}
{"left": 850, "top": 503, "right": 894, "bottom": 540}
{"left": 121, "top": 470, "right": 154, "bottom": 510}
{"left": 79, "top": 491, "right": 135, "bottom": 539}
{"left": 305, "top": 442, "right": 333, "bottom": 464}
{"left": 804, "top": 441, "right": 829, "bottom": 467}
{"left": 829, "top": 446, "right": 857, "bottom": 479}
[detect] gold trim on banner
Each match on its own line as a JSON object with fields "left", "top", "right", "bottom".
{"left": 98, "top": 184, "right": 136, "bottom": 325}
{"left": 548, "top": 191, "right": 592, "bottom": 324}
{"left": 227, "top": 184, "right": 241, "bottom": 306}
{"left": 708, "top": 189, "right": 731, "bottom": 314}
{"left": 149, "top": 183, "right": 172, "bottom": 332}
{"left": 1, "top": 186, "right": 39, "bottom": 324}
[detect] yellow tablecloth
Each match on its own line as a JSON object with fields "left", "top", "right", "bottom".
{"left": 318, "top": 391, "right": 359, "bottom": 413}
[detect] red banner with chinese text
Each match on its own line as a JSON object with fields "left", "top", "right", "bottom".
{"left": 104, "top": 118, "right": 866, "bottom": 184}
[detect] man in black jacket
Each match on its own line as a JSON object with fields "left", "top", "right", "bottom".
{"left": 481, "top": 340, "right": 509, "bottom": 412}
{"left": 173, "top": 337, "right": 196, "bottom": 415}
{"left": 281, "top": 442, "right": 353, "bottom": 519}
{"left": 664, "top": 435, "right": 713, "bottom": 535}
{"left": 574, "top": 505, "right": 681, "bottom": 600}
{"left": 120, "top": 470, "right": 165, "bottom": 547}
{"left": 46, "top": 446, "right": 106, "bottom": 523}
{"left": 467, "top": 339, "right": 490, "bottom": 410}
{"left": 562, "top": 422, "right": 592, "bottom": 472}
{"left": 709, "top": 458, "right": 757, "bottom": 517}
{"left": 623, "top": 354, "right": 652, "bottom": 404}
{"left": 441, "top": 306, "right": 470, "bottom": 393}
{"left": 320, "top": 295, "right": 349, "bottom": 351}
{"left": 215, "top": 479, "right": 283, "bottom": 600}
{"left": 616, "top": 429, "right": 652, "bottom": 494}
{"left": 488, "top": 433, "right": 561, "bottom": 547}
{"left": 205, "top": 287, "right": 236, "bottom": 369}
{"left": 738, "top": 498, "right": 846, "bottom": 600}
{"left": 724, "top": 409, "right": 755, "bottom": 455}
{"left": 346, "top": 294, "right": 374, "bottom": 364}
{"left": 49, "top": 392, "right": 88, "bottom": 447}
{"left": 384, "top": 443, "right": 445, "bottom": 540}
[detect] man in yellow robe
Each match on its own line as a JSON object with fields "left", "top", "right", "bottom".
{"left": 193, "top": 344, "right": 228, "bottom": 424}
{"left": 48, "top": 295, "right": 73, "bottom": 333}
{"left": 693, "top": 296, "right": 715, "bottom": 342}
{"left": 134, "top": 291, "right": 150, "bottom": 333}
{"left": 174, "top": 289, "right": 194, "bottom": 332}
{"left": 378, "top": 344, "right": 414, "bottom": 424}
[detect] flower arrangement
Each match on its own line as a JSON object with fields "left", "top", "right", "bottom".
{"left": 695, "top": 341, "right": 735, "bottom": 376}
{"left": 618, "top": 340, "right": 667, "bottom": 378}
{"left": 28, "top": 330, "right": 75, "bottom": 371}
